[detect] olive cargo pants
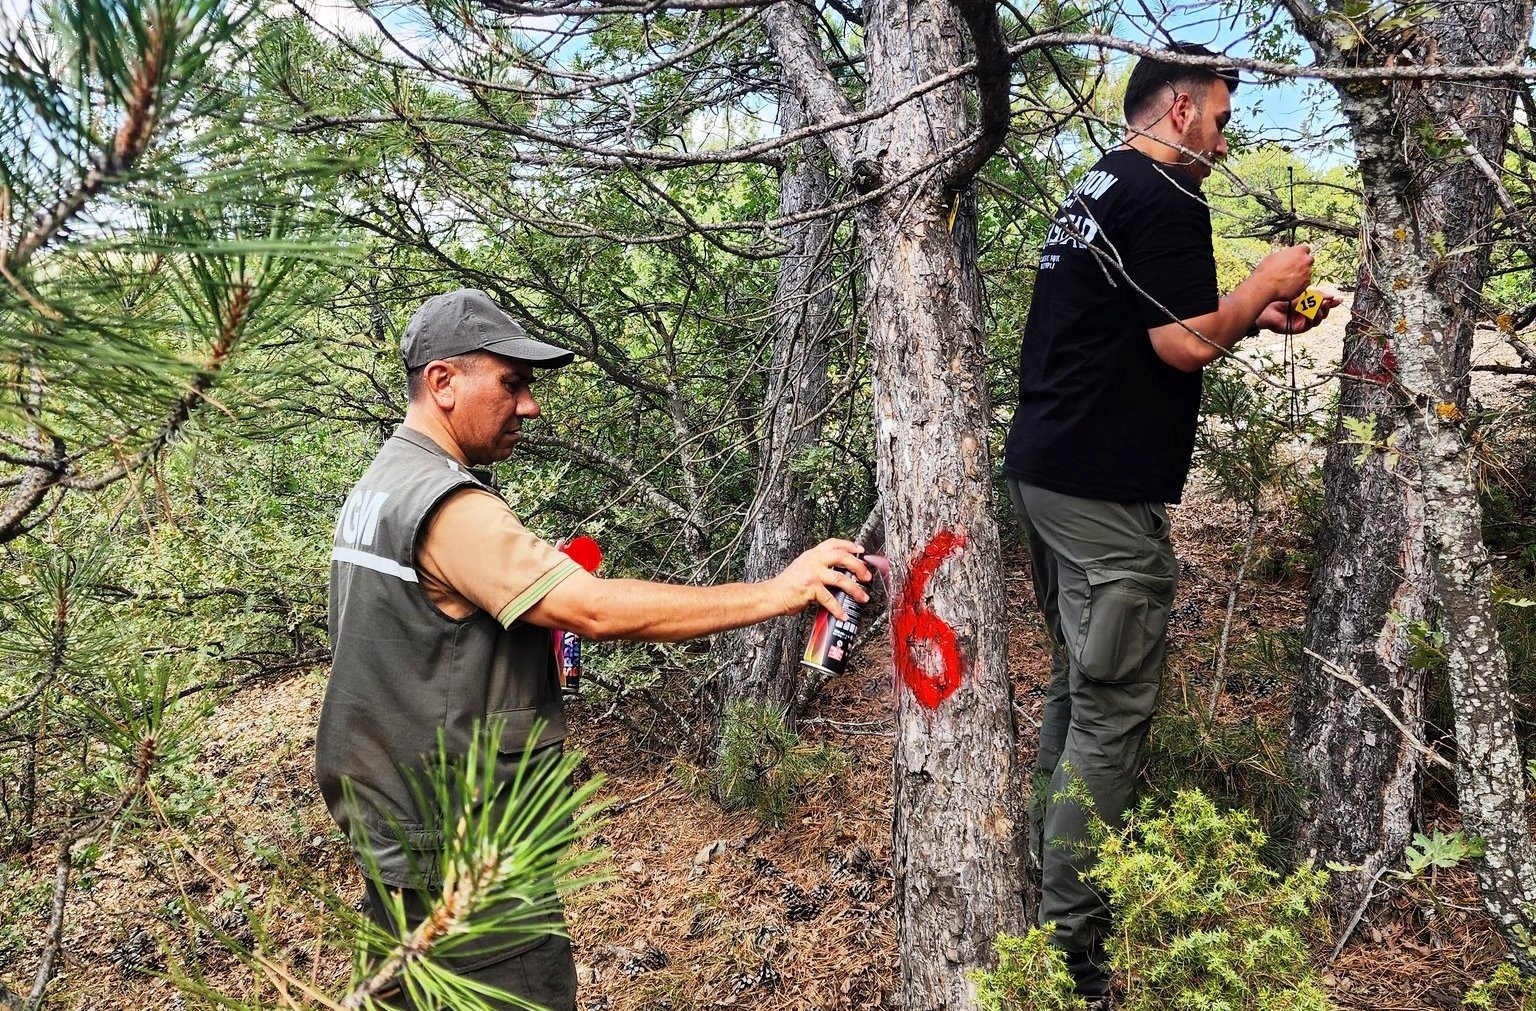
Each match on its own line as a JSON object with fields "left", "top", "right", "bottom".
{"left": 1007, "top": 479, "right": 1177, "bottom": 956}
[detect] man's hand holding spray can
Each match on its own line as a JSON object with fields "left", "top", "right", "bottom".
{"left": 801, "top": 551, "right": 890, "bottom": 676}
{"left": 555, "top": 535, "right": 603, "bottom": 695}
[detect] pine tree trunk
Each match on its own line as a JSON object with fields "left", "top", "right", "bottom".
{"left": 762, "top": 0, "right": 1024, "bottom": 999}
{"left": 714, "top": 95, "right": 835, "bottom": 737}
{"left": 1290, "top": 276, "right": 1430, "bottom": 912}
{"left": 1288, "top": 0, "right": 1536, "bottom": 954}
{"left": 859, "top": 0, "right": 1026, "bottom": 1005}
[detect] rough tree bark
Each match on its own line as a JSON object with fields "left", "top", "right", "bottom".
{"left": 1286, "top": 0, "right": 1536, "bottom": 957}
{"left": 764, "top": 0, "right": 1026, "bottom": 1005}
{"left": 1290, "top": 279, "right": 1431, "bottom": 912}
{"left": 714, "top": 93, "right": 836, "bottom": 736}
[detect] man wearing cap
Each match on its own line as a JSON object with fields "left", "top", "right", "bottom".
{"left": 317, "top": 288, "right": 870, "bottom": 1010}
{"left": 1001, "top": 45, "right": 1338, "bottom": 997}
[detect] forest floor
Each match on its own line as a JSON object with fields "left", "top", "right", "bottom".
{"left": 7, "top": 306, "right": 1535, "bottom": 1010}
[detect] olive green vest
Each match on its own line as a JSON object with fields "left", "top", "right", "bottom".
{"left": 317, "top": 426, "right": 566, "bottom": 887}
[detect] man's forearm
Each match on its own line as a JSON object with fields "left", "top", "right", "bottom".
{"left": 1147, "top": 244, "right": 1315, "bottom": 372}
{"left": 1148, "top": 274, "right": 1275, "bottom": 372}
{"left": 1215, "top": 273, "right": 1281, "bottom": 344}
{"left": 543, "top": 576, "right": 788, "bottom": 643}
{"left": 519, "top": 538, "right": 867, "bottom": 643}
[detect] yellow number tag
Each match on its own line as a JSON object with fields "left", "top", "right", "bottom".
{"left": 1292, "top": 289, "right": 1323, "bottom": 321}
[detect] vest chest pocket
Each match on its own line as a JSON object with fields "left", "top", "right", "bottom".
{"left": 486, "top": 705, "right": 543, "bottom": 756}
{"left": 480, "top": 620, "right": 566, "bottom": 751}
{"left": 1073, "top": 568, "right": 1176, "bottom": 684}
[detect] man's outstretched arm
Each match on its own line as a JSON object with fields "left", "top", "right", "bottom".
{"left": 523, "top": 539, "right": 872, "bottom": 642}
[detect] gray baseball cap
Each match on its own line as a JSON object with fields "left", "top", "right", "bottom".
{"left": 401, "top": 288, "right": 576, "bottom": 369}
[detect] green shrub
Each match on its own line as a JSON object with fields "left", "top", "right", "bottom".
{"left": 1465, "top": 963, "right": 1536, "bottom": 1010}
{"left": 971, "top": 927, "right": 1086, "bottom": 1011}
{"left": 689, "top": 702, "right": 847, "bottom": 824}
{"left": 969, "top": 792, "right": 1331, "bottom": 1011}
{"left": 1089, "top": 791, "right": 1333, "bottom": 1011}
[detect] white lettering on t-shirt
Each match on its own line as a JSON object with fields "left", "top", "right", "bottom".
{"left": 1038, "top": 168, "right": 1119, "bottom": 266}
{"left": 1042, "top": 212, "right": 1101, "bottom": 255}
{"left": 1073, "top": 169, "right": 1119, "bottom": 201}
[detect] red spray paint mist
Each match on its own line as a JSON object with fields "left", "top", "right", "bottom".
{"left": 555, "top": 535, "right": 603, "bottom": 695}
{"left": 800, "top": 552, "right": 890, "bottom": 677}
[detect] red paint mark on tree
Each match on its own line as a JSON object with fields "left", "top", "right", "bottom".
{"left": 1342, "top": 345, "right": 1400, "bottom": 386}
{"left": 894, "top": 530, "right": 968, "bottom": 709}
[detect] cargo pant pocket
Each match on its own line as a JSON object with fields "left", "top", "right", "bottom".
{"left": 1074, "top": 568, "right": 1175, "bottom": 684}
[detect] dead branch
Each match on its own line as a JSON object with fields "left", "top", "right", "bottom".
{"left": 1208, "top": 508, "right": 1264, "bottom": 718}
{"left": 27, "top": 734, "right": 157, "bottom": 1006}
{"left": 1302, "top": 646, "right": 1454, "bottom": 771}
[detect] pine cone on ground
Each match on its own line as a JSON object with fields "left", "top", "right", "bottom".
{"left": 110, "top": 928, "right": 159, "bottom": 978}
{"left": 782, "top": 881, "right": 821, "bottom": 922}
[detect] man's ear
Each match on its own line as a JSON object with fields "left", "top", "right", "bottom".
{"left": 1169, "top": 91, "right": 1197, "bottom": 135}
{"left": 422, "top": 360, "right": 458, "bottom": 409}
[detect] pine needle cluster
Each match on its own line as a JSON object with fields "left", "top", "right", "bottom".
{"left": 689, "top": 702, "right": 847, "bottom": 825}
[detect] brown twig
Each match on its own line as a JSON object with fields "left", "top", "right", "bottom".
{"left": 1208, "top": 508, "right": 1264, "bottom": 718}
{"left": 1302, "top": 646, "right": 1453, "bottom": 771}
{"left": 27, "top": 735, "right": 156, "bottom": 1006}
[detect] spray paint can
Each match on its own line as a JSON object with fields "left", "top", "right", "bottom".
{"left": 801, "top": 582, "right": 863, "bottom": 677}
{"left": 800, "top": 553, "right": 888, "bottom": 677}
{"left": 555, "top": 535, "right": 603, "bottom": 697}
{"left": 558, "top": 630, "right": 582, "bottom": 696}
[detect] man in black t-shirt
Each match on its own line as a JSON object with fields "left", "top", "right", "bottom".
{"left": 1003, "top": 44, "right": 1338, "bottom": 998}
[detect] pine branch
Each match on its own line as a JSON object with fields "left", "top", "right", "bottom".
{"left": 0, "top": 573, "right": 69, "bottom": 726}
{"left": 337, "top": 842, "right": 492, "bottom": 1010}
{"left": 6, "top": 11, "right": 171, "bottom": 273}
{"left": 0, "top": 281, "right": 253, "bottom": 543}
{"left": 0, "top": 366, "right": 66, "bottom": 546}
{"left": 61, "top": 281, "right": 252, "bottom": 492}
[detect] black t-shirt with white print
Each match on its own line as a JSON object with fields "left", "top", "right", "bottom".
{"left": 1003, "top": 147, "right": 1218, "bottom": 504}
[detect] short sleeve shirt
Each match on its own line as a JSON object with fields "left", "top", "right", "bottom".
{"left": 417, "top": 488, "right": 580, "bottom": 625}
{"left": 1002, "top": 148, "right": 1217, "bottom": 504}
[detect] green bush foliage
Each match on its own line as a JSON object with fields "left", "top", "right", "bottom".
{"left": 1465, "top": 963, "right": 1536, "bottom": 1011}
{"left": 971, "top": 927, "right": 1086, "bottom": 1011}
{"left": 969, "top": 793, "right": 1332, "bottom": 1011}
{"left": 1089, "top": 791, "right": 1333, "bottom": 1011}
{"left": 687, "top": 702, "right": 846, "bottom": 824}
